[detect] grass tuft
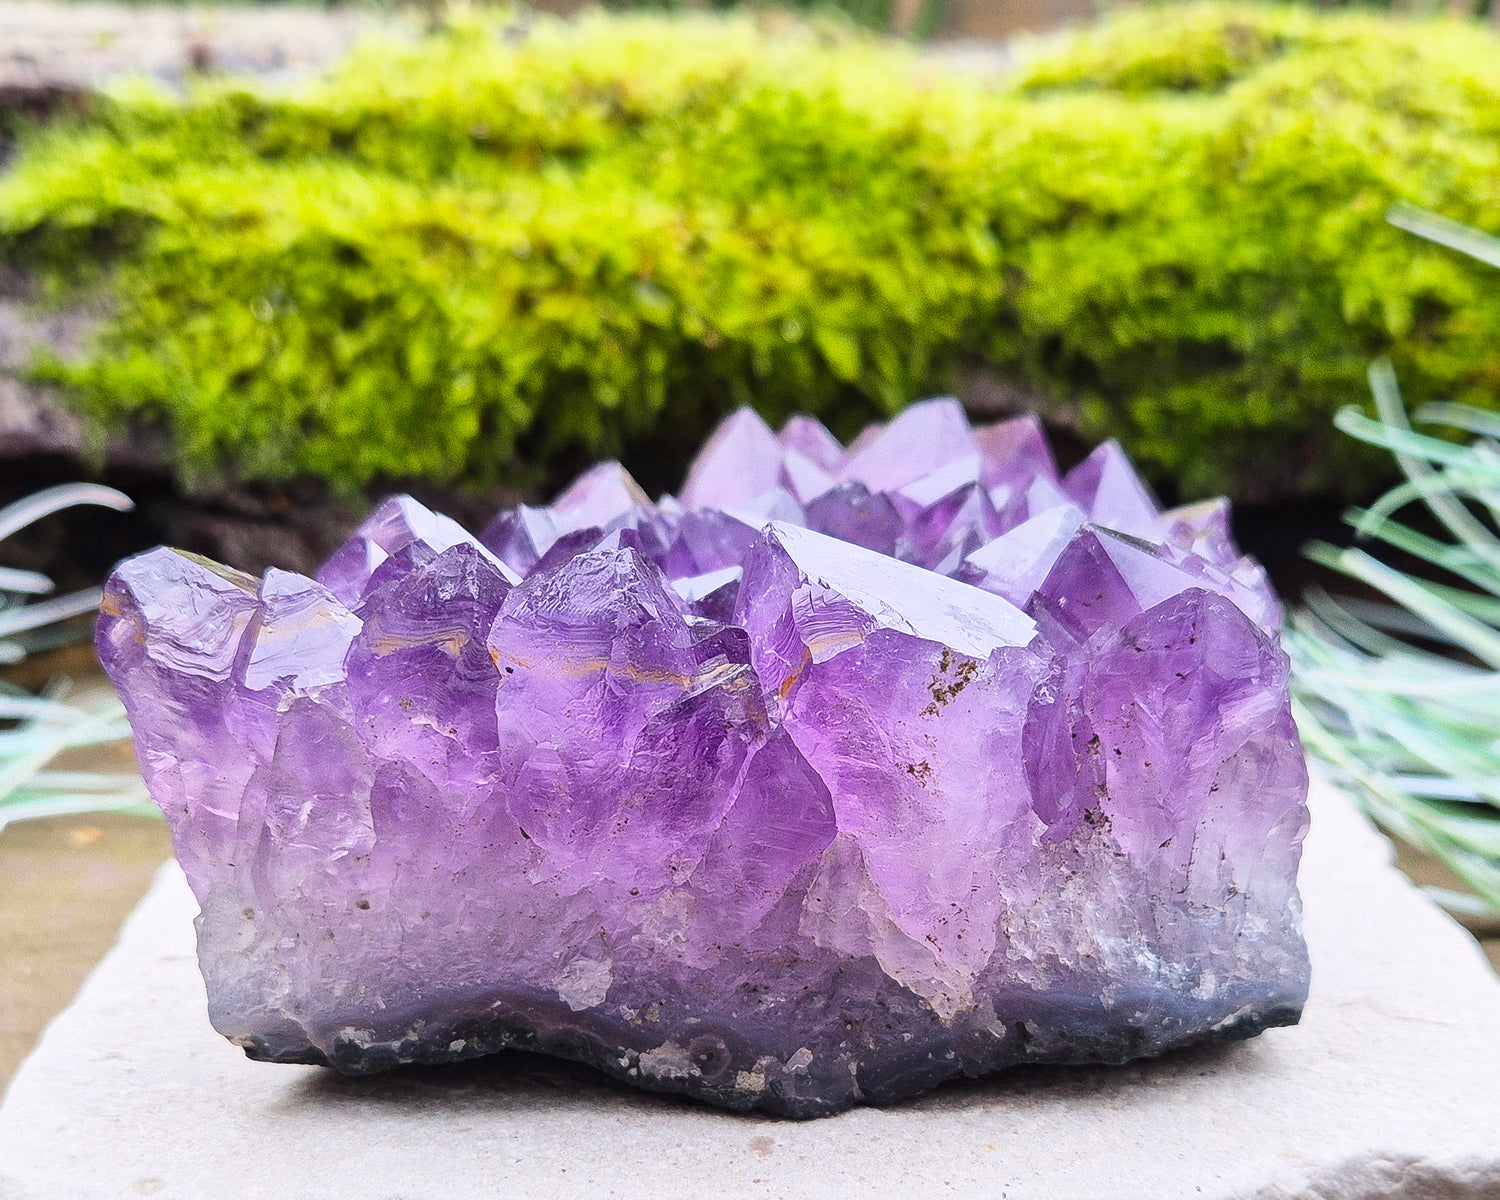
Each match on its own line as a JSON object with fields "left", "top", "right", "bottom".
{"left": 0, "top": 485, "right": 150, "bottom": 830}
{"left": 1288, "top": 212, "right": 1500, "bottom": 912}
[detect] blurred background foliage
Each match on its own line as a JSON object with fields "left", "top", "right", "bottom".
{"left": 4, "top": 3, "right": 1500, "bottom": 508}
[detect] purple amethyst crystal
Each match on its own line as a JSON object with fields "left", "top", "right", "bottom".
{"left": 97, "top": 399, "right": 1309, "bottom": 1117}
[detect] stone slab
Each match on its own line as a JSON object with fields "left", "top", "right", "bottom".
{"left": 0, "top": 1, "right": 371, "bottom": 97}
{"left": 2, "top": 778, "right": 1499, "bottom": 1200}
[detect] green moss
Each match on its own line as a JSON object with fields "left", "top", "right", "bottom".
{"left": 4, "top": 4, "right": 1500, "bottom": 498}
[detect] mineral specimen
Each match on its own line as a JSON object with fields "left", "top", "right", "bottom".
{"left": 98, "top": 399, "right": 1310, "bottom": 1118}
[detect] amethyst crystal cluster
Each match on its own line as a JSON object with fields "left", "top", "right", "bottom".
{"left": 98, "top": 400, "right": 1309, "bottom": 1117}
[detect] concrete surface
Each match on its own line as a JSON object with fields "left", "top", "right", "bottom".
{"left": 1, "top": 778, "right": 1498, "bottom": 1200}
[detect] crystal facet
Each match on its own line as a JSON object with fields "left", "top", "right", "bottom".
{"left": 98, "top": 399, "right": 1309, "bottom": 1117}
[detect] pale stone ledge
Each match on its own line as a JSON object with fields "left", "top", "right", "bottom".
{"left": 2, "top": 778, "right": 1498, "bottom": 1200}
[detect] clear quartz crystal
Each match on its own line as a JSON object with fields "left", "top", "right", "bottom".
{"left": 99, "top": 398, "right": 1308, "bottom": 1117}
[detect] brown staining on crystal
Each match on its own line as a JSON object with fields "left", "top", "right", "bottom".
{"left": 370, "top": 628, "right": 470, "bottom": 657}
{"left": 491, "top": 647, "right": 746, "bottom": 692}
{"left": 779, "top": 646, "right": 813, "bottom": 703}
{"left": 169, "top": 548, "right": 258, "bottom": 592}
{"left": 921, "top": 648, "right": 979, "bottom": 717}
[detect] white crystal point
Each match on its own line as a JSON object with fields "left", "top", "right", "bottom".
{"left": 758, "top": 521, "right": 1036, "bottom": 660}
{"left": 550, "top": 462, "right": 653, "bottom": 534}
{"left": 965, "top": 503, "right": 1089, "bottom": 606}
{"left": 242, "top": 569, "right": 361, "bottom": 694}
{"left": 681, "top": 407, "right": 784, "bottom": 509}
{"left": 837, "top": 398, "right": 979, "bottom": 492}
{"left": 778, "top": 414, "right": 844, "bottom": 470}
{"left": 1063, "top": 439, "right": 1160, "bottom": 534}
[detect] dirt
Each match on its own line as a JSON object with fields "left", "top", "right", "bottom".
{"left": 0, "top": 812, "right": 172, "bottom": 1095}
{"left": 1393, "top": 842, "right": 1500, "bottom": 976}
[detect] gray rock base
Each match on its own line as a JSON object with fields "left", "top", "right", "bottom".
{"left": 2, "top": 778, "right": 1499, "bottom": 1200}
